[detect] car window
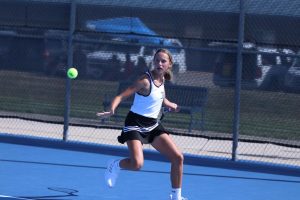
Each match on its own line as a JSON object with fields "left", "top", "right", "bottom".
{"left": 260, "top": 54, "right": 277, "bottom": 65}
{"left": 168, "top": 43, "right": 181, "bottom": 54}
{"left": 216, "top": 53, "right": 236, "bottom": 64}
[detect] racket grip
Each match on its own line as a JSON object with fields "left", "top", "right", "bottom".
{"left": 163, "top": 107, "right": 171, "bottom": 113}
{"left": 160, "top": 107, "right": 169, "bottom": 121}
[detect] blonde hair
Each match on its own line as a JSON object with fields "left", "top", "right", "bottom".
{"left": 153, "top": 48, "right": 174, "bottom": 81}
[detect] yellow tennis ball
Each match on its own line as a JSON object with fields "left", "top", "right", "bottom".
{"left": 67, "top": 68, "right": 78, "bottom": 79}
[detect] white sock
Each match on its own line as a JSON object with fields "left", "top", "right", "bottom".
{"left": 171, "top": 188, "right": 182, "bottom": 199}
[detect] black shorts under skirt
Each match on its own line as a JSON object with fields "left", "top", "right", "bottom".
{"left": 117, "top": 111, "right": 170, "bottom": 144}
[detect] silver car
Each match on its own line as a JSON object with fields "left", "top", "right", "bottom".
{"left": 258, "top": 48, "right": 295, "bottom": 91}
{"left": 284, "top": 51, "right": 300, "bottom": 93}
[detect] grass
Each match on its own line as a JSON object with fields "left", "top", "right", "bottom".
{"left": 0, "top": 70, "right": 300, "bottom": 142}
{"left": 205, "top": 88, "right": 300, "bottom": 140}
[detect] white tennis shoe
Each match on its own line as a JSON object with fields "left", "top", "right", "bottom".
{"left": 104, "top": 159, "right": 120, "bottom": 188}
{"left": 170, "top": 194, "right": 188, "bottom": 200}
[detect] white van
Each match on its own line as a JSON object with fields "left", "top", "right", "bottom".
{"left": 86, "top": 39, "right": 186, "bottom": 80}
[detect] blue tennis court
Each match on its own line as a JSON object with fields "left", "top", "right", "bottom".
{"left": 1, "top": 141, "right": 300, "bottom": 200}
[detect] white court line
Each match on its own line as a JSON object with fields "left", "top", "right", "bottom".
{"left": 0, "top": 195, "right": 30, "bottom": 199}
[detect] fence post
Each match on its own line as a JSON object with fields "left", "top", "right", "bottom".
{"left": 232, "top": 0, "right": 245, "bottom": 161}
{"left": 63, "top": 0, "right": 77, "bottom": 141}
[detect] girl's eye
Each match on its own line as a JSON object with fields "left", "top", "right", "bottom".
{"left": 156, "top": 59, "right": 166, "bottom": 63}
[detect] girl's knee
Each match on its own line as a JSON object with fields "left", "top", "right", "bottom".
{"left": 131, "top": 159, "right": 143, "bottom": 171}
{"left": 178, "top": 153, "right": 184, "bottom": 164}
{"left": 172, "top": 152, "right": 184, "bottom": 165}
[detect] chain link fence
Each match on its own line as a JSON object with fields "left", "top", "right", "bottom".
{"left": 0, "top": 0, "right": 300, "bottom": 168}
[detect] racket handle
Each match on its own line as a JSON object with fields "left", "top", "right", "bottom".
{"left": 163, "top": 107, "right": 171, "bottom": 113}
{"left": 160, "top": 107, "right": 170, "bottom": 121}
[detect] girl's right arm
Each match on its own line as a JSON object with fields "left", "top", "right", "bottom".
{"left": 97, "top": 76, "right": 148, "bottom": 118}
{"left": 96, "top": 87, "right": 136, "bottom": 118}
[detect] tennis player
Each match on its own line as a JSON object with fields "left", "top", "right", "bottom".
{"left": 97, "top": 48, "right": 187, "bottom": 200}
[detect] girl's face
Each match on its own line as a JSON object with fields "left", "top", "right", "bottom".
{"left": 153, "top": 52, "right": 171, "bottom": 74}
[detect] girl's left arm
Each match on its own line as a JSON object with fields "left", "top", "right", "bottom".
{"left": 163, "top": 98, "right": 180, "bottom": 112}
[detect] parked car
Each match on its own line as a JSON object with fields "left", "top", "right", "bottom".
{"left": 284, "top": 50, "right": 300, "bottom": 93}
{"left": 258, "top": 48, "right": 295, "bottom": 91}
{"left": 211, "top": 42, "right": 268, "bottom": 90}
{"left": 0, "top": 30, "right": 17, "bottom": 69}
{"left": 0, "top": 29, "right": 44, "bottom": 72}
{"left": 42, "top": 30, "right": 97, "bottom": 77}
{"left": 211, "top": 42, "right": 295, "bottom": 90}
{"left": 85, "top": 39, "right": 186, "bottom": 80}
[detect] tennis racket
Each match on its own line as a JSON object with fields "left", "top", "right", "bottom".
{"left": 96, "top": 111, "right": 112, "bottom": 118}
{"left": 159, "top": 107, "right": 171, "bottom": 121}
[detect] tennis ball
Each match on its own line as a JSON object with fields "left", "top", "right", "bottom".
{"left": 67, "top": 68, "right": 78, "bottom": 79}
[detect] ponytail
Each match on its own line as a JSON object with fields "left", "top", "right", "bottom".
{"left": 164, "top": 68, "right": 173, "bottom": 81}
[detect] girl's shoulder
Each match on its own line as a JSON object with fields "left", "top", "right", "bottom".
{"left": 134, "top": 74, "right": 151, "bottom": 93}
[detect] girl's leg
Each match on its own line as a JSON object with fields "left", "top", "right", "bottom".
{"left": 105, "top": 139, "right": 144, "bottom": 188}
{"left": 151, "top": 133, "right": 184, "bottom": 188}
{"left": 120, "top": 139, "right": 144, "bottom": 170}
{"left": 151, "top": 133, "right": 186, "bottom": 199}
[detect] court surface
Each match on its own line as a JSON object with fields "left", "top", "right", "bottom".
{"left": 1, "top": 142, "right": 300, "bottom": 200}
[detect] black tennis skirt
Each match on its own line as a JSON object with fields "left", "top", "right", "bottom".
{"left": 117, "top": 111, "right": 170, "bottom": 144}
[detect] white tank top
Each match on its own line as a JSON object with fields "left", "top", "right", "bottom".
{"left": 130, "top": 71, "right": 165, "bottom": 119}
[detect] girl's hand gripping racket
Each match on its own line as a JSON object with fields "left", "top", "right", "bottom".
{"left": 160, "top": 104, "right": 180, "bottom": 121}
{"left": 96, "top": 111, "right": 113, "bottom": 119}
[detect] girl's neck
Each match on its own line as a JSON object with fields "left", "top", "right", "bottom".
{"left": 150, "top": 70, "right": 164, "bottom": 83}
